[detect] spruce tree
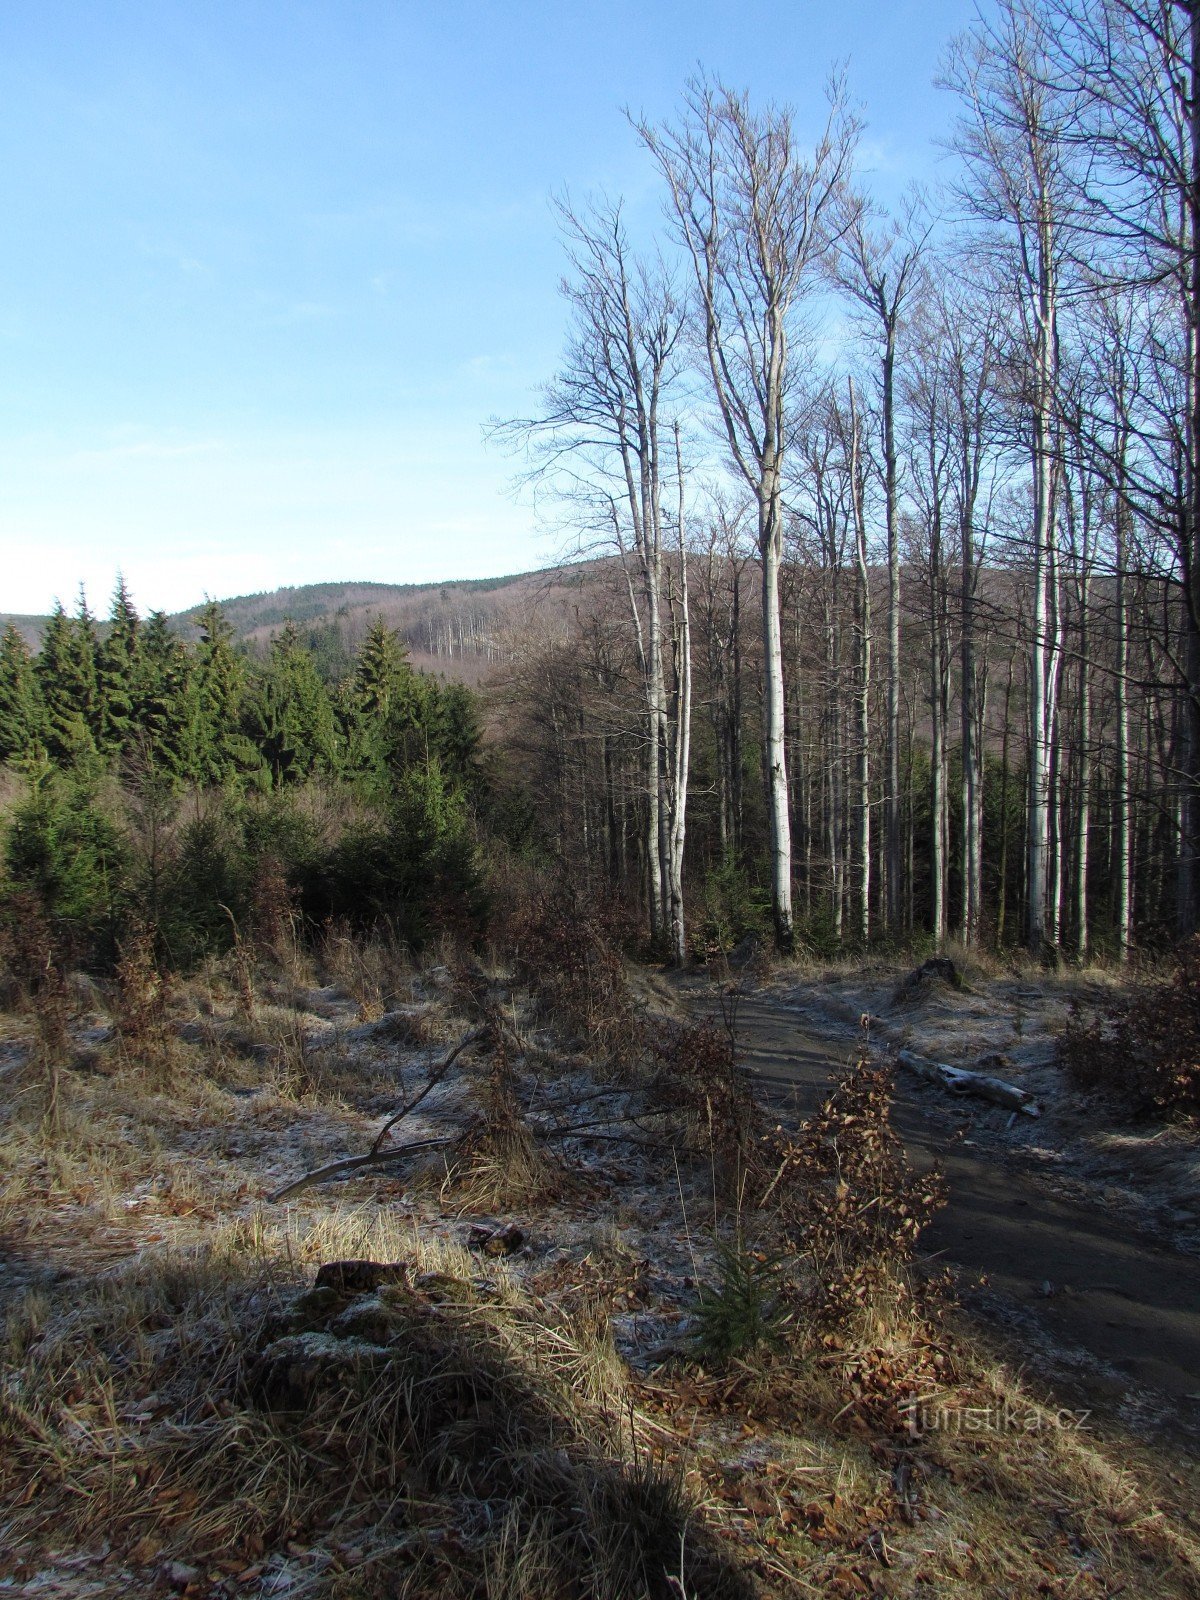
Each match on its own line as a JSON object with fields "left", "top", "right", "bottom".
{"left": 346, "top": 618, "right": 426, "bottom": 776}
{"left": 186, "top": 600, "right": 259, "bottom": 783}
{"left": 73, "top": 589, "right": 104, "bottom": 747}
{"left": 244, "top": 621, "right": 340, "bottom": 784}
{"left": 97, "top": 575, "right": 141, "bottom": 755}
{"left": 428, "top": 679, "right": 482, "bottom": 789}
{"left": 0, "top": 624, "right": 45, "bottom": 762}
{"left": 36, "top": 601, "right": 97, "bottom": 764}
{"left": 352, "top": 618, "right": 417, "bottom": 722}
{"left": 136, "top": 611, "right": 191, "bottom": 777}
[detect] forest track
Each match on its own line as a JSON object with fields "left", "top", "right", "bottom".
{"left": 684, "top": 977, "right": 1200, "bottom": 1448}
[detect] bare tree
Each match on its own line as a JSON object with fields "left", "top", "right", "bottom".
{"left": 694, "top": 491, "right": 752, "bottom": 859}
{"left": 845, "top": 380, "right": 874, "bottom": 943}
{"left": 637, "top": 76, "right": 859, "bottom": 949}
{"left": 836, "top": 192, "right": 930, "bottom": 932}
{"left": 494, "top": 195, "right": 692, "bottom": 956}
{"left": 945, "top": 0, "right": 1079, "bottom": 952}
{"left": 1045, "top": 0, "right": 1200, "bottom": 934}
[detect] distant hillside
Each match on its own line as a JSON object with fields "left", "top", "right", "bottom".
{"left": 1, "top": 562, "right": 606, "bottom": 686}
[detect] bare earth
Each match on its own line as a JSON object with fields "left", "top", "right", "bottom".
{"left": 679, "top": 960, "right": 1200, "bottom": 1446}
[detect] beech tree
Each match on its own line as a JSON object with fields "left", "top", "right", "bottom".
{"left": 638, "top": 76, "right": 859, "bottom": 949}
{"left": 836, "top": 193, "right": 930, "bottom": 932}
{"left": 497, "top": 195, "right": 693, "bottom": 958}
{"left": 945, "top": 0, "right": 1079, "bottom": 952}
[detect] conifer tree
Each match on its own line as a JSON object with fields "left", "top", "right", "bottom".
{"left": 97, "top": 576, "right": 141, "bottom": 755}
{"left": 0, "top": 624, "right": 44, "bottom": 762}
{"left": 427, "top": 679, "right": 482, "bottom": 790}
{"left": 36, "top": 601, "right": 97, "bottom": 763}
{"left": 185, "top": 600, "right": 259, "bottom": 783}
{"left": 244, "top": 621, "right": 340, "bottom": 784}
{"left": 345, "top": 618, "right": 424, "bottom": 775}
{"left": 136, "top": 611, "right": 191, "bottom": 777}
{"left": 73, "top": 589, "right": 104, "bottom": 746}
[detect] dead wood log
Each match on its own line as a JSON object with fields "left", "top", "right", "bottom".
{"left": 895, "top": 1048, "right": 1040, "bottom": 1117}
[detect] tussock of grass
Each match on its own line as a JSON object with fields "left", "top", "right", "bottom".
{"left": 1, "top": 1223, "right": 749, "bottom": 1600}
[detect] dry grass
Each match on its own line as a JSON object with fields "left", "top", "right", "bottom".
{"left": 0, "top": 1213, "right": 749, "bottom": 1600}
{"left": 442, "top": 1030, "right": 572, "bottom": 1213}
{"left": 1, "top": 933, "right": 1199, "bottom": 1599}
{"left": 316, "top": 917, "right": 417, "bottom": 1018}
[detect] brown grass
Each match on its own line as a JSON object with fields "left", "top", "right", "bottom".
{"left": 1060, "top": 934, "right": 1200, "bottom": 1113}
{"left": 0, "top": 1222, "right": 750, "bottom": 1600}
{"left": 1, "top": 933, "right": 1198, "bottom": 1599}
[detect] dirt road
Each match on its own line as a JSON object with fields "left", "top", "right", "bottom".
{"left": 709, "top": 981, "right": 1200, "bottom": 1440}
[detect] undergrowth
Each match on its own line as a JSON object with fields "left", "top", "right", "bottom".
{"left": 1059, "top": 935, "right": 1200, "bottom": 1114}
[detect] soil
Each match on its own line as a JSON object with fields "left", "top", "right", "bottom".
{"left": 679, "top": 965, "right": 1200, "bottom": 1448}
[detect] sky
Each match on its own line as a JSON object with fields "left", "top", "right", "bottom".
{"left": 0, "top": 0, "right": 979, "bottom": 617}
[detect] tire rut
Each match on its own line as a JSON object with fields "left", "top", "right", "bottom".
{"left": 706, "top": 983, "right": 1200, "bottom": 1440}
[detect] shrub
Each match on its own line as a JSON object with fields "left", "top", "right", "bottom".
{"left": 507, "top": 880, "right": 640, "bottom": 1067}
{"left": 112, "top": 926, "right": 176, "bottom": 1083}
{"left": 0, "top": 888, "right": 72, "bottom": 1128}
{"left": 746, "top": 1058, "right": 951, "bottom": 1433}
{"left": 1059, "top": 938, "right": 1200, "bottom": 1114}
{"left": 753, "top": 1056, "right": 945, "bottom": 1324}
{"left": 650, "top": 1015, "right": 758, "bottom": 1197}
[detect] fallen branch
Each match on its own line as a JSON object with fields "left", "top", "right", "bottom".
{"left": 267, "top": 1028, "right": 486, "bottom": 1202}
{"left": 369, "top": 1028, "right": 486, "bottom": 1155}
{"left": 539, "top": 1128, "right": 677, "bottom": 1152}
{"left": 896, "top": 1048, "right": 1040, "bottom": 1117}
{"left": 269, "top": 1138, "right": 454, "bottom": 1202}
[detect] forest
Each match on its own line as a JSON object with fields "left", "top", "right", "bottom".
{"left": 3, "top": 3, "right": 1200, "bottom": 1598}
{"left": 494, "top": 0, "right": 1200, "bottom": 969}
{"left": 3, "top": 1, "right": 1200, "bottom": 975}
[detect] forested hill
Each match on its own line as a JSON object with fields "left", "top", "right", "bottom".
{"left": 1, "top": 562, "right": 597, "bottom": 685}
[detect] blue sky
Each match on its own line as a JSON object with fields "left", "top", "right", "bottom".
{"left": 0, "top": 0, "right": 977, "bottom": 616}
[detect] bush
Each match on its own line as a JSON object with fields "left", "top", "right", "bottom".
{"left": 1059, "top": 939, "right": 1200, "bottom": 1114}
{"left": 323, "top": 761, "right": 486, "bottom": 947}
{"left": 650, "top": 1015, "right": 758, "bottom": 1196}
{"left": 507, "top": 880, "right": 640, "bottom": 1067}
{"left": 753, "top": 1056, "right": 945, "bottom": 1323}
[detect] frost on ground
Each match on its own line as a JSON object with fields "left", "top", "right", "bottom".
{"left": 756, "top": 953, "right": 1200, "bottom": 1256}
{"left": 1, "top": 947, "right": 1198, "bottom": 1599}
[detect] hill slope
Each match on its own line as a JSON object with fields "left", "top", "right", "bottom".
{"left": 2, "top": 562, "right": 603, "bottom": 684}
